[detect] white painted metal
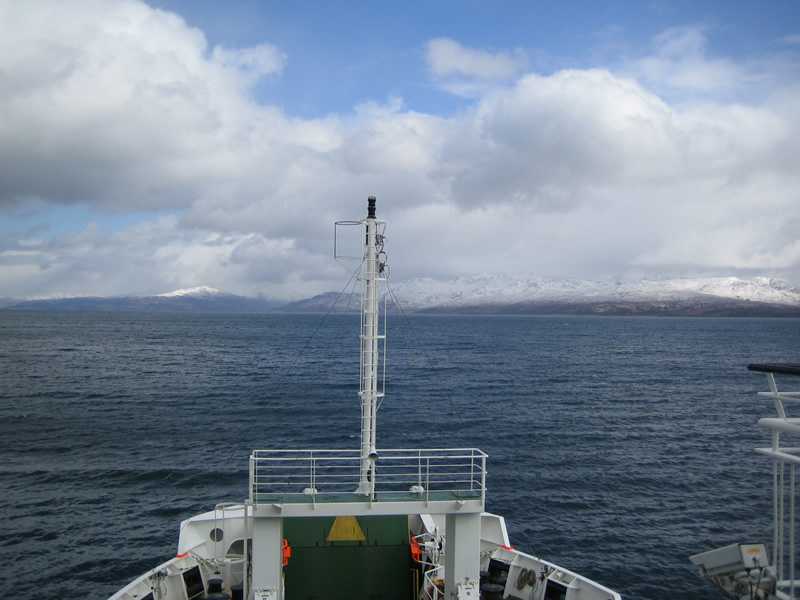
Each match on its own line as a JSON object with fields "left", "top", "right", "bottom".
{"left": 481, "top": 540, "right": 622, "bottom": 600}
{"left": 112, "top": 509, "right": 616, "bottom": 600}
{"left": 760, "top": 391, "right": 800, "bottom": 405}
{"left": 243, "top": 501, "right": 251, "bottom": 600}
{"left": 781, "top": 452, "right": 786, "bottom": 579}
{"left": 779, "top": 450, "right": 783, "bottom": 579}
{"left": 445, "top": 512, "right": 481, "bottom": 599}
{"left": 251, "top": 497, "right": 485, "bottom": 519}
{"left": 771, "top": 373, "right": 787, "bottom": 418}
{"left": 757, "top": 447, "right": 800, "bottom": 465}
{"left": 418, "top": 513, "right": 622, "bottom": 600}
{"left": 421, "top": 565, "right": 444, "bottom": 600}
{"left": 251, "top": 517, "right": 283, "bottom": 599}
{"left": 107, "top": 554, "right": 202, "bottom": 600}
{"left": 789, "top": 464, "right": 797, "bottom": 598}
{"left": 213, "top": 502, "right": 238, "bottom": 562}
{"left": 752, "top": 368, "right": 800, "bottom": 599}
{"left": 358, "top": 210, "right": 377, "bottom": 493}
{"left": 761, "top": 418, "right": 800, "bottom": 435}
{"left": 357, "top": 200, "right": 387, "bottom": 495}
{"left": 250, "top": 447, "right": 487, "bottom": 503}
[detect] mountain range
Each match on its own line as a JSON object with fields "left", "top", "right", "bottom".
{"left": 4, "top": 286, "right": 279, "bottom": 313}
{"left": 4, "top": 277, "right": 800, "bottom": 317}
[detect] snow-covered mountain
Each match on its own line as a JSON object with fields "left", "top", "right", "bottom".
{"left": 5, "top": 277, "right": 800, "bottom": 316}
{"left": 157, "top": 286, "right": 225, "bottom": 298}
{"left": 5, "top": 286, "right": 279, "bottom": 313}
{"left": 390, "top": 275, "right": 800, "bottom": 310}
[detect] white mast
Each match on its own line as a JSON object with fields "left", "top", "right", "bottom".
{"left": 357, "top": 196, "right": 384, "bottom": 495}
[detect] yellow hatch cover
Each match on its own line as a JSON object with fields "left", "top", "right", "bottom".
{"left": 326, "top": 516, "right": 366, "bottom": 542}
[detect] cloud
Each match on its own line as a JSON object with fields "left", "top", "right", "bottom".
{"left": 426, "top": 37, "right": 527, "bottom": 80}
{"left": 425, "top": 37, "right": 527, "bottom": 96}
{"left": 211, "top": 44, "right": 286, "bottom": 80}
{"left": 0, "top": 6, "right": 799, "bottom": 299}
{"left": 628, "top": 26, "right": 800, "bottom": 98}
{"left": 0, "top": 0, "right": 292, "bottom": 210}
{"left": 632, "top": 26, "right": 751, "bottom": 92}
{"left": 782, "top": 34, "right": 800, "bottom": 46}
{"left": 0, "top": 217, "right": 349, "bottom": 299}
{"left": 440, "top": 69, "right": 681, "bottom": 210}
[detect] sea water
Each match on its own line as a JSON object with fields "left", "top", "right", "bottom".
{"left": 2, "top": 311, "right": 799, "bottom": 599}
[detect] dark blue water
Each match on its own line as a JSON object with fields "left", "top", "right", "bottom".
{"left": 2, "top": 312, "right": 799, "bottom": 599}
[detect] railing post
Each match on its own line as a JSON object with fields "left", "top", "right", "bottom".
{"left": 249, "top": 455, "right": 255, "bottom": 504}
{"left": 311, "top": 451, "right": 316, "bottom": 509}
{"left": 243, "top": 501, "right": 250, "bottom": 600}
{"left": 776, "top": 438, "right": 780, "bottom": 584}
{"left": 769, "top": 372, "right": 785, "bottom": 418}
{"left": 791, "top": 463, "right": 796, "bottom": 599}
{"left": 481, "top": 455, "right": 486, "bottom": 507}
{"left": 470, "top": 451, "right": 474, "bottom": 491}
{"left": 781, "top": 461, "right": 786, "bottom": 584}
{"left": 371, "top": 457, "right": 376, "bottom": 502}
{"left": 426, "top": 457, "right": 430, "bottom": 505}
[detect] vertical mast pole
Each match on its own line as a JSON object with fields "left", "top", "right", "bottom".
{"left": 358, "top": 196, "right": 380, "bottom": 494}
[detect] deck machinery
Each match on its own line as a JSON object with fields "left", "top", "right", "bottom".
{"left": 108, "top": 198, "right": 621, "bottom": 600}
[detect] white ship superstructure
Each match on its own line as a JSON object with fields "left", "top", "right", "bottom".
{"left": 109, "top": 197, "right": 621, "bottom": 600}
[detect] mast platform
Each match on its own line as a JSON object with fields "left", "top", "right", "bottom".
{"left": 249, "top": 447, "right": 487, "bottom": 517}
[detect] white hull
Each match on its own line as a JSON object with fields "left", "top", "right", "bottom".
{"left": 109, "top": 508, "right": 620, "bottom": 600}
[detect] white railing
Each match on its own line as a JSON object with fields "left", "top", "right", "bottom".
{"left": 249, "top": 448, "right": 487, "bottom": 504}
{"left": 752, "top": 365, "right": 800, "bottom": 599}
{"left": 421, "top": 565, "right": 444, "bottom": 600}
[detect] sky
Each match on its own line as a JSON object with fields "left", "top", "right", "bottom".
{"left": 1, "top": 0, "right": 799, "bottom": 299}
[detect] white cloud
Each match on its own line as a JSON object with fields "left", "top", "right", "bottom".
{"left": 0, "top": 5, "right": 799, "bottom": 299}
{"left": 425, "top": 37, "right": 527, "bottom": 96}
{"left": 632, "top": 26, "right": 751, "bottom": 92}
{"left": 628, "top": 25, "right": 800, "bottom": 98}
{"left": 782, "top": 34, "right": 800, "bottom": 46}
{"left": 211, "top": 43, "right": 286, "bottom": 80}
{"left": 426, "top": 37, "right": 527, "bottom": 80}
{"left": 0, "top": 0, "right": 295, "bottom": 210}
{"left": 0, "top": 217, "right": 349, "bottom": 299}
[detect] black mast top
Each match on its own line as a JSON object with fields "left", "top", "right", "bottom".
{"left": 368, "top": 196, "right": 376, "bottom": 219}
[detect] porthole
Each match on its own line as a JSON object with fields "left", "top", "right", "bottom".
{"left": 210, "top": 527, "right": 224, "bottom": 542}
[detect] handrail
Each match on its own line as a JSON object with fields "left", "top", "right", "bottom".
{"left": 249, "top": 447, "right": 487, "bottom": 504}
{"left": 752, "top": 365, "right": 800, "bottom": 598}
{"left": 252, "top": 448, "right": 488, "bottom": 455}
{"left": 421, "top": 565, "right": 444, "bottom": 600}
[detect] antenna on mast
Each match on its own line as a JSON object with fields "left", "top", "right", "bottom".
{"left": 355, "top": 196, "right": 387, "bottom": 496}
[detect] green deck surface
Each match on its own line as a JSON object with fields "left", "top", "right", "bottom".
{"left": 283, "top": 515, "right": 413, "bottom": 600}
